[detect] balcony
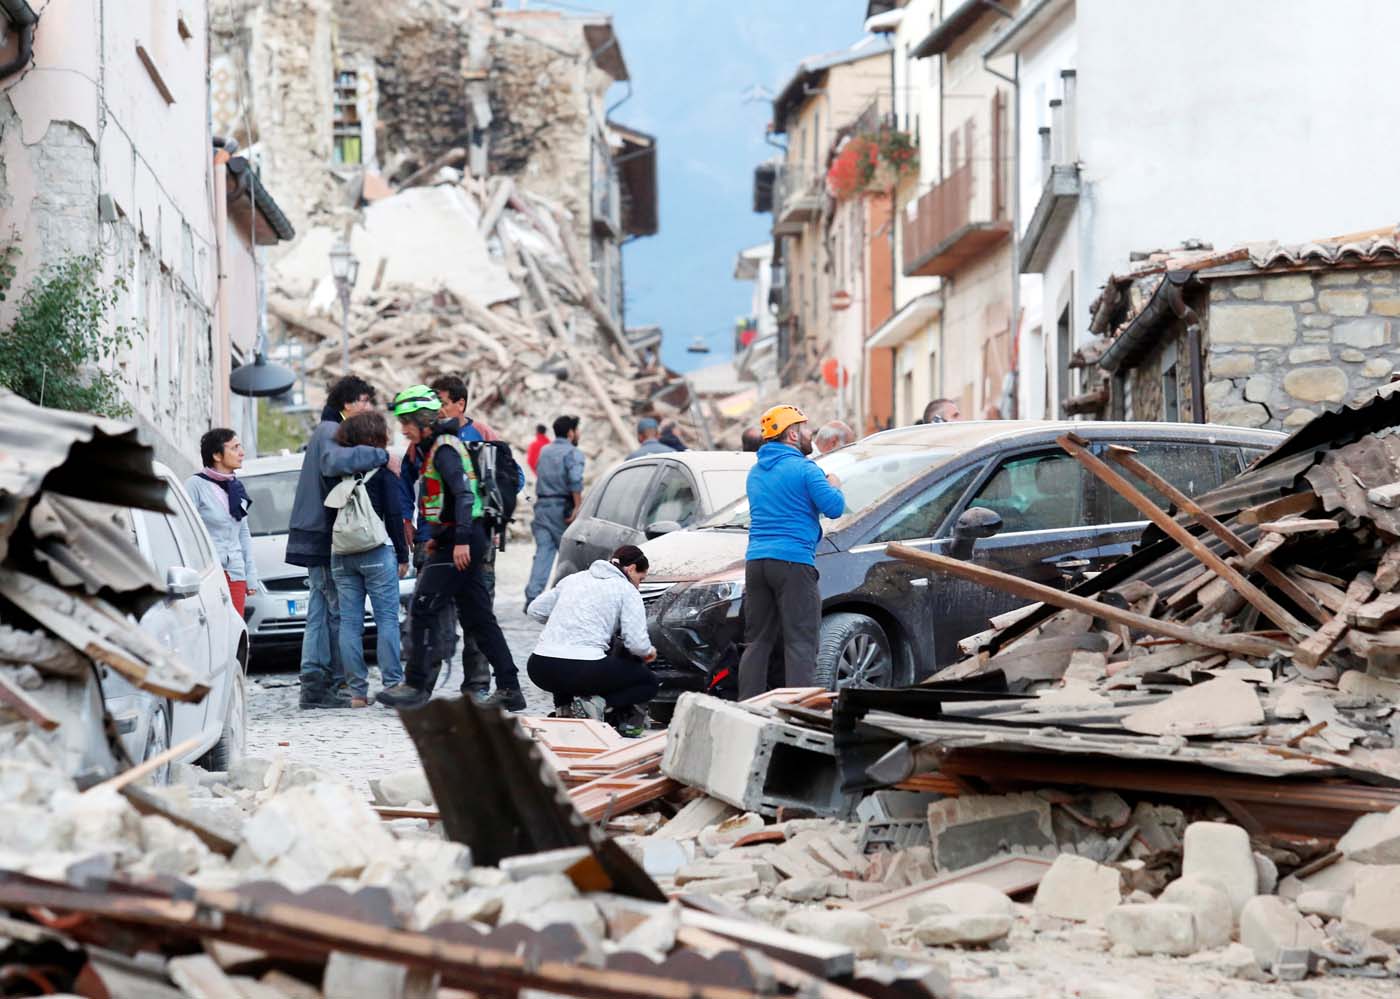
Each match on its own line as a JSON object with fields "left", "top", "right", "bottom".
{"left": 773, "top": 169, "right": 823, "bottom": 236}
{"left": 901, "top": 160, "right": 1011, "bottom": 278}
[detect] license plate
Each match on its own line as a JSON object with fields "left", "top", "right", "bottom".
{"left": 287, "top": 599, "right": 308, "bottom": 617}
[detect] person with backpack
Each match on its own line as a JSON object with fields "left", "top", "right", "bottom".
{"left": 326, "top": 412, "right": 410, "bottom": 708}
{"left": 286, "top": 376, "right": 389, "bottom": 710}
{"left": 428, "top": 376, "right": 523, "bottom": 701}
{"left": 378, "top": 392, "right": 524, "bottom": 711}
{"left": 526, "top": 545, "right": 658, "bottom": 737}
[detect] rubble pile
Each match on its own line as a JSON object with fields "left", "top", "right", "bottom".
{"left": 269, "top": 171, "right": 712, "bottom": 473}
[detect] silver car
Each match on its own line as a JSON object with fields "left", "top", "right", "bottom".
{"left": 241, "top": 453, "right": 414, "bottom": 664}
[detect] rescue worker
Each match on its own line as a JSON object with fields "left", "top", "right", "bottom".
{"left": 625, "top": 417, "right": 672, "bottom": 460}
{"left": 736, "top": 404, "right": 845, "bottom": 699}
{"left": 378, "top": 392, "right": 525, "bottom": 710}
{"left": 524, "top": 415, "right": 584, "bottom": 608}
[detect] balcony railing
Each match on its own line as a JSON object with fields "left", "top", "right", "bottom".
{"left": 773, "top": 169, "right": 822, "bottom": 235}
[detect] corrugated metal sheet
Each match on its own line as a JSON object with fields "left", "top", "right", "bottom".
{"left": 26, "top": 494, "right": 164, "bottom": 614}
{"left": 1305, "top": 435, "right": 1400, "bottom": 536}
{"left": 0, "top": 390, "right": 171, "bottom": 564}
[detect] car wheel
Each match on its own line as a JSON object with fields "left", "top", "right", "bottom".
{"left": 140, "top": 702, "right": 172, "bottom": 785}
{"left": 814, "top": 613, "right": 894, "bottom": 690}
{"left": 197, "top": 668, "right": 246, "bottom": 772}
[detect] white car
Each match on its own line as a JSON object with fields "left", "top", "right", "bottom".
{"left": 101, "top": 461, "right": 248, "bottom": 776}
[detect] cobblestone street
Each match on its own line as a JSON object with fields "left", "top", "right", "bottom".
{"left": 245, "top": 543, "right": 555, "bottom": 793}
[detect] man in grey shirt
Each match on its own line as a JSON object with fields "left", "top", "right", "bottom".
{"left": 625, "top": 417, "right": 673, "bottom": 461}
{"left": 525, "top": 415, "right": 585, "bottom": 606}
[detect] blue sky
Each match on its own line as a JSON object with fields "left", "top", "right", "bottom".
{"left": 567, "top": 0, "right": 869, "bottom": 372}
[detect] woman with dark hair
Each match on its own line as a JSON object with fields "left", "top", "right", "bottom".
{"left": 187, "top": 428, "right": 258, "bottom": 615}
{"left": 526, "top": 544, "right": 659, "bottom": 736}
{"left": 331, "top": 412, "right": 409, "bottom": 707}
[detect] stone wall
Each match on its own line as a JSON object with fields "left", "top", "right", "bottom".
{"left": 1203, "top": 266, "right": 1400, "bottom": 429}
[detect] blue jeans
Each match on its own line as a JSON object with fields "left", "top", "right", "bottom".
{"left": 332, "top": 545, "right": 403, "bottom": 697}
{"left": 525, "top": 502, "right": 566, "bottom": 603}
{"left": 299, "top": 563, "right": 342, "bottom": 699}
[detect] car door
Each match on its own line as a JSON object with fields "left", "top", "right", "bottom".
{"left": 582, "top": 458, "right": 663, "bottom": 559}
{"left": 934, "top": 448, "right": 1102, "bottom": 665}
{"left": 134, "top": 505, "right": 213, "bottom": 736}
{"left": 638, "top": 463, "right": 701, "bottom": 535}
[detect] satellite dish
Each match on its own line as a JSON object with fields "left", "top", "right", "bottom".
{"left": 231, "top": 353, "right": 297, "bottom": 397}
{"left": 687, "top": 336, "right": 711, "bottom": 354}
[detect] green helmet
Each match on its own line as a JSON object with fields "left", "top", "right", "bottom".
{"left": 391, "top": 384, "right": 441, "bottom": 418}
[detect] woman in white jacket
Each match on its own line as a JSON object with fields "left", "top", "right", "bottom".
{"left": 526, "top": 545, "right": 659, "bottom": 735}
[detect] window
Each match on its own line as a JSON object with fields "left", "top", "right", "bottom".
{"left": 1101, "top": 444, "right": 1236, "bottom": 525}
{"left": 167, "top": 483, "right": 213, "bottom": 570}
{"left": 594, "top": 465, "right": 656, "bottom": 527}
{"left": 875, "top": 464, "right": 982, "bottom": 543}
{"left": 1161, "top": 342, "right": 1180, "bottom": 421}
{"left": 969, "top": 452, "right": 1089, "bottom": 534}
{"left": 244, "top": 470, "right": 301, "bottom": 537}
{"left": 641, "top": 466, "right": 698, "bottom": 527}
{"left": 140, "top": 509, "right": 186, "bottom": 576}
{"left": 333, "top": 69, "right": 362, "bottom": 165}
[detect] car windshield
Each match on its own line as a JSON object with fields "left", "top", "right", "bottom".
{"left": 701, "top": 445, "right": 956, "bottom": 532}
{"left": 702, "top": 469, "right": 751, "bottom": 509}
{"left": 243, "top": 469, "right": 301, "bottom": 537}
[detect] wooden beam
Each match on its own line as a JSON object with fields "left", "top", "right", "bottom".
{"left": 86, "top": 738, "right": 201, "bottom": 795}
{"left": 1061, "top": 435, "right": 1312, "bottom": 642}
{"left": 1240, "top": 532, "right": 1285, "bottom": 572}
{"left": 1104, "top": 445, "right": 1326, "bottom": 623}
{"left": 0, "top": 671, "right": 60, "bottom": 730}
{"left": 398, "top": 147, "right": 466, "bottom": 190}
{"left": 1237, "top": 492, "right": 1318, "bottom": 525}
{"left": 1351, "top": 591, "right": 1400, "bottom": 630}
{"left": 883, "top": 544, "right": 1285, "bottom": 658}
{"left": 1256, "top": 518, "right": 1340, "bottom": 535}
{"left": 477, "top": 176, "right": 515, "bottom": 238}
{"left": 1295, "top": 573, "right": 1375, "bottom": 668}
{"left": 121, "top": 784, "right": 240, "bottom": 856}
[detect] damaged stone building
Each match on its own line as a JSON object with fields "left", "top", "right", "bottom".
{"left": 0, "top": 0, "right": 293, "bottom": 467}
{"left": 1079, "top": 229, "right": 1400, "bottom": 431}
{"left": 210, "top": 0, "right": 657, "bottom": 331}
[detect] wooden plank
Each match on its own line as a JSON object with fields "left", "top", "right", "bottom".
{"left": 86, "top": 738, "right": 202, "bottom": 795}
{"left": 477, "top": 176, "right": 515, "bottom": 238}
{"left": 1351, "top": 591, "right": 1400, "bottom": 630}
{"left": 0, "top": 670, "right": 60, "bottom": 730}
{"left": 122, "top": 784, "right": 240, "bottom": 856}
{"left": 372, "top": 805, "right": 441, "bottom": 821}
{"left": 1257, "top": 518, "right": 1340, "bottom": 535}
{"left": 1165, "top": 565, "right": 1216, "bottom": 609}
{"left": 1060, "top": 434, "right": 1312, "bottom": 643}
{"left": 1237, "top": 492, "right": 1319, "bottom": 525}
{"left": 852, "top": 856, "right": 1054, "bottom": 923}
{"left": 1240, "top": 532, "right": 1286, "bottom": 572}
{"left": 1105, "top": 446, "right": 1326, "bottom": 622}
{"left": 1295, "top": 573, "right": 1375, "bottom": 668}
{"left": 884, "top": 544, "right": 1286, "bottom": 658}
{"left": 1293, "top": 574, "right": 1347, "bottom": 614}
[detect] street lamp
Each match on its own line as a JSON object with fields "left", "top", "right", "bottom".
{"left": 329, "top": 239, "right": 359, "bottom": 373}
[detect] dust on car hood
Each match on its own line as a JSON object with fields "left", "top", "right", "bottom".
{"left": 640, "top": 527, "right": 747, "bottom": 583}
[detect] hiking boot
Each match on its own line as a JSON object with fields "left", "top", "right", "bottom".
{"left": 480, "top": 686, "right": 527, "bottom": 712}
{"left": 300, "top": 688, "right": 351, "bottom": 710}
{"left": 375, "top": 683, "right": 430, "bottom": 709}
{"left": 464, "top": 685, "right": 492, "bottom": 703}
{"left": 570, "top": 695, "right": 606, "bottom": 721}
{"left": 609, "top": 705, "right": 647, "bottom": 738}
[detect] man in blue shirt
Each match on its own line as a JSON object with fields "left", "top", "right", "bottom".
{"left": 526, "top": 415, "right": 585, "bottom": 606}
{"left": 737, "top": 404, "right": 845, "bottom": 699}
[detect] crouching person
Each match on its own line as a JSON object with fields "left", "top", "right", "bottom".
{"left": 526, "top": 545, "right": 659, "bottom": 737}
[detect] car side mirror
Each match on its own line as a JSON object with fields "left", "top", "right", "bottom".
{"left": 166, "top": 566, "right": 201, "bottom": 598}
{"left": 949, "top": 506, "right": 1003, "bottom": 561}
{"left": 645, "top": 520, "right": 683, "bottom": 540}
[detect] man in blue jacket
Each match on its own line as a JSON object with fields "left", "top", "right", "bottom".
{"left": 737, "top": 404, "right": 845, "bottom": 699}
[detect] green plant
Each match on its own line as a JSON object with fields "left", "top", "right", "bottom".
{"left": 257, "top": 397, "right": 312, "bottom": 454}
{"left": 0, "top": 239, "right": 18, "bottom": 302}
{"left": 0, "top": 253, "right": 134, "bottom": 417}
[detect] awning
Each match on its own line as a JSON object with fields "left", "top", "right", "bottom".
{"left": 866, "top": 292, "right": 941, "bottom": 350}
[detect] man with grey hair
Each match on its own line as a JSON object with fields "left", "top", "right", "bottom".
{"left": 813, "top": 420, "right": 856, "bottom": 455}
{"left": 626, "top": 417, "right": 674, "bottom": 460}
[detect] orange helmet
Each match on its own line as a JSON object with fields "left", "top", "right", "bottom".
{"left": 760, "top": 404, "right": 808, "bottom": 440}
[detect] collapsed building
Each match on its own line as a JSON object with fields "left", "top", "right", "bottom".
{"left": 209, "top": 0, "right": 688, "bottom": 471}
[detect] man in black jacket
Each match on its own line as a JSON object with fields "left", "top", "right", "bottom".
{"left": 377, "top": 414, "right": 523, "bottom": 710}
{"left": 286, "top": 376, "right": 388, "bottom": 710}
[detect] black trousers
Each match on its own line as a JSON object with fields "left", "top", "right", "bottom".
{"left": 527, "top": 652, "right": 659, "bottom": 709}
{"left": 406, "top": 528, "right": 518, "bottom": 692}
{"left": 737, "top": 558, "right": 820, "bottom": 700}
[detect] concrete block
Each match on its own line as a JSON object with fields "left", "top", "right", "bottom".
{"left": 1105, "top": 903, "right": 1198, "bottom": 956}
{"left": 1253, "top": 852, "right": 1278, "bottom": 895}
{"left": 856, "top": 790, "right": 942, "bottom": 822}
{"left": 1278, "top": 858, "right": 1363, "bottom": 901}
{"left": 906, "top": 883, "right": 1013, "bottom": 923}
{"left": 679, "top": 873, "right": 762, "bottom": 897}
{"left": 1182, "top": 822, "right": 1257, "bottom": 918}
{"left": 618, "top": 901, "right": 681, "bottom": 955}
{"left": 499, "top": 845, "right": 590, "bottom": 881}
{"left": 369, "top": 767, "right": 434, "bottom": 807}
{"left": 1337, "top": 805, "right": 1400, "bottom": 863}
{"left": 675, "top": 861, "right": 758, "bottom": 885}
{"left": 1160, "top": 877, "right": 1232, "bottom": 950}
{"left": 1239, "top": 896, "right": 1325, "bottom": 970}
{"left": 775, "top": 877, "right": 832, "bottom": 902}
{"left": 927, "top": 792, "right": 1054, "bottom": 871}
{"left": 1342, "top": 864, "right": 1400, "bottom": 942}
{"left": 782, "top": 909, "right": 887, "bottom": 958}
{"left": 227, "top": 757, "right": 272, "bottom": 793}
{"left": 696, "top": 812, "right": 765, "bottom": 857}
{"left": 1204, "top": 941, "right": 1269, "bottom": 981}
{"left": 914, "top": 913, "right": 1012, "bottom": 946}
{"left": 323, "top": 952, "right": 435, "bottom": 999}
{"left": 496, "top": 873, "right": 578, "bottom": 926}
{"left": 518, "top": 897, "right": 607, "bottom": 942}
{"left": 1032, "top": 855, "right": 1121, "bottom": 922}
{"left": 654, "top": 795, "right": 738, "bottom": 838}
{"left": 1295, "top": 889, "right": 1346, "bottom": 920}
{"left": 661, "top": 694, "right": 856, "bottom": 818}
